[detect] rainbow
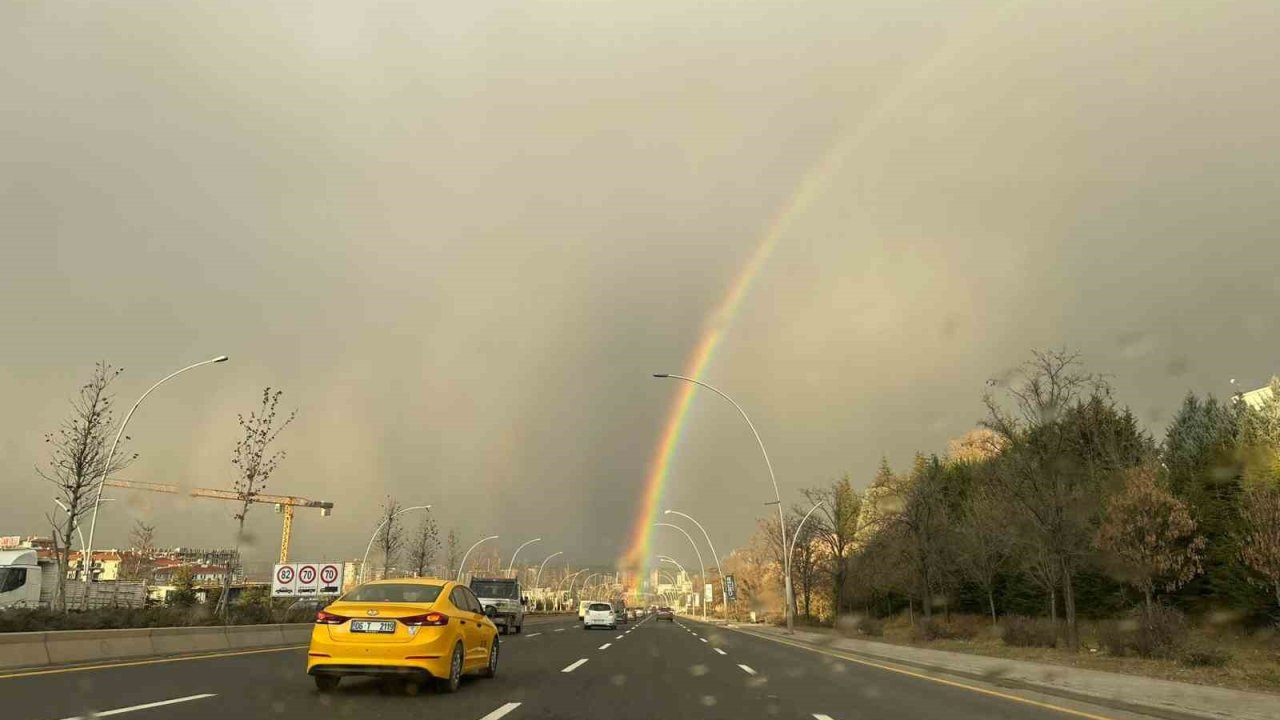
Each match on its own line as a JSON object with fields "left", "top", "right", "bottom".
{"left": 617, "top": 2, "right": 1017, "bottom": 588}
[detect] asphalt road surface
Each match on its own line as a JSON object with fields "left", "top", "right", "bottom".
{"left": 3, "top": 615, "right": 1156, "bottom": 720}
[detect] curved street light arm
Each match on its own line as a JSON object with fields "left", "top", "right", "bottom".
{"left": 360, "top": 505, "right": 432, "bottom": 583}
{"left": 655, "top": 522, "right": 707, "bottom": 620}
{"left": 456, "top": 535, "right": 500, "bottom": 580}
{"left": 82, "top": 355, "right": 229, "bottom": 588}
{"left": 507, "top": 537, "right": 543, "bottom": 574}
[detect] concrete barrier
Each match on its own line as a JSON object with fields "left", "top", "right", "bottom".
{"left": 0, "top": 631, "right": 49, "bottom": 670}
{"left": 0, "top": 624, "right": 310, "bottom": 672}
{"left": 150, "top": 625, "right": 231, "bottom": 655}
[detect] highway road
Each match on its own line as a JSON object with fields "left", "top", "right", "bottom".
{"left": 3, "top": 614, "right": 1154, "bottom": 720}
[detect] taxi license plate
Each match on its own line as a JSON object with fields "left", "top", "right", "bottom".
{"left": 350, "top": 620, "right": 396, "bottom": 633}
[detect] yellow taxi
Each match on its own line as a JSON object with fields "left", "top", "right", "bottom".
{"left": 306, "top": 578, "right": 500, "bottom": 693}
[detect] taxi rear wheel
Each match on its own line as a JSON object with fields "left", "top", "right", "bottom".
{"left": 479, "top": 637, "right": 499, "bottom": 678}
{"left": 436, "top": 643, "right": 464, "bottom": 693}
{"left": 314, "top": 675, "right": 340, "bottom": 692}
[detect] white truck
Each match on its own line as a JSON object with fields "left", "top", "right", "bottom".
{"left": 0, "top": 549, "right": 145, "bottom": 610}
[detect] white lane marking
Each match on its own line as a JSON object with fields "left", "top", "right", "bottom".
{"left": 554, "top": 628, "right": 566, "bottom": 632}
{"left": 525, "top": 632, "right": 542, "bottom": 637}
{"left": 58, "top": 693, "right": 216, "bottom": 719}
{"left": 813, "top": 715, "right": 836, "bottom": 720}
{"left": 479, "top": 702, "right": 523, "bottom": 720}
{"left": 738, "top": 664, "right": 757, "bottom": 675}
{"left": 700, "top": 638, "right": 708, "bottom": 643}
{"left": 615, "top": 635, "right": 624, "bottom": 639}
{"left": 598, "top": 643, "right": 612, "bottom": 650}
{"left": 691, "top": 632, "right": 698, "bottom": 636}
{"left": 714, "top": 648, "right": 727, "bottom": 655}
{"left": 561, "top": 658, "right": 589, "bottom": 673}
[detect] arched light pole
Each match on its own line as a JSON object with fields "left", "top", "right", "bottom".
{"left": 456, "top": 535, "right": 499, "bottom": 580}
{"left": 664, "top": 509, "right": 727, "bottom": 620}
{"left": 533, "top": 551, "right": 563, "bottom": 611}
{"left": 360, "top": 505, "right": 432, "bottom": 582}
{"left": 788, "top": 500, "right": 825, "bottom": 569}
{"left": 82, "top": 355, "right": 229, "bottom": 587}
{"left": 653, "top": 373, "right": 792, "bottom": 632}
{"left": 658, "top": 555, "right": 686, "bottom": 578}
{"left": 655, "top": 522, "right": 706, "bottom": 621}
{"left": 579, "top": 572, "right": 602, "bottom": 600}
{"left": 507, "top": 537, "right": 542, "bottom": 575}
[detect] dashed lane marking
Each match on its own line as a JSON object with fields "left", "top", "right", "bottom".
{"left": 700, "top": 638, "right": 708, "bottom": 643}
{"left": 714, "top": 648, "right": 727, "bottom": 655}
{"left": 562, "top": 658, "right": 589, "bottom": 673}
{"left": 598, "top": 643, "right": 612, "bottom": 650}
{"left": 57, "top": 693, "right": 216, "bottom": 719}
{"left": 525, "top": 633, "right": 542, "bottom": 638}
{"left": 813, "top": 715, "right": 836, "bottom": 720}
{"left": 478, "top": 702, "right": 522, "bottom": 720}
{"left": 738, "top": 664, "right": 757, "bottom": 675}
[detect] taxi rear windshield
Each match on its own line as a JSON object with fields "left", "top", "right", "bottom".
{"left": 342, "top": 584, "right": 443, "bottom": 603}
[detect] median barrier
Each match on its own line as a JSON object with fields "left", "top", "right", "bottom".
{"left": 149, "top": 625, "right": 231, "bottom": 655}
{"left": 44, "top": 627, "right": 154, "bottom": 665}
{"left": 0, "top": 623, "right": 310, "bottom": 672}
{"left": 0, "top": 631, "right": 49, "bottom": 669}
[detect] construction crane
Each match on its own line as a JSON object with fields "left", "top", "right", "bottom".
{"left": 104, "top": 478, "right": 334, "bottom": 563}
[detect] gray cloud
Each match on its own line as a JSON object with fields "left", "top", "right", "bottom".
{"left": 3, "top": 1, "right": 1279, "bottom": 570}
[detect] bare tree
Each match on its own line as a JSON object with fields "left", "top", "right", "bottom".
{"left": 121, "top": 520, "right": 158, "bottom": 582}
{"left": 218, "top": 388, "right": 296, "bottom": 619}
{"left": 407, "top": 513, "right": 441, "bottom": 577}
{"left": 801, "top": 473, "right": 863, "bottom": 618}
{"left": 1240, "top": 483, "right": 1280, "bottom": 611}
{"left": 377, "top": 497, "right": 405, "bottom": 579}
{"left": 953, "top": 485, "right": 1015, "bottom": 626}
{"left": 982, "top": 349, "right": 1146, "bottom": 650}
{"left": 1097, "top": 464, "right": 1205, "bottom": 616}
{"left": 38, "top": 363, "right": 136, "bottom": 611}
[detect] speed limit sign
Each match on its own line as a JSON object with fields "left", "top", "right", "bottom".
{"left": 319, "top": 564, "right": 342, "bottom": 593}
{"left": 272, "top": 564, "right": 298, "bottom": 596}
{"left": 297, "top": 564, "right": 319, "bottom": 595}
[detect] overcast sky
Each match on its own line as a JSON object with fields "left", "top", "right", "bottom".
{"left": 3, "top": 1, "right": 1279, "bottom": 571}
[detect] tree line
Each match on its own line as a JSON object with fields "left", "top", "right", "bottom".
{"left": 728, "top": 349, "right": 1280, "bottom": 649}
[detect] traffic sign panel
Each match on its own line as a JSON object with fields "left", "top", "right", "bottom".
{"left": 297, "top": 564, "right": 319, "bottom": 595}
{"left": 272, "top": 563, "right": 298, "bottom": 596}
{"left": 319, "top": 563, "right": 342, "bottom": 593}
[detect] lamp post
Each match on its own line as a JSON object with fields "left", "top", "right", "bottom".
{"left": 82, "top": 356, "right": 229, "bottom": 588}
{"left": 507, "top": 537, "right": 542, "bottom": 575}
{"left": 653, "top": 373, "right": 792, "bottom": 632}
{"left": 360, "top": 505, "right": 431, "bottom": 583}
{"left": 533, "top": 551, "right": 563, "bottom": 611}
{"left": 456, "top": 535, "right": 499, "bottom": 581}
{"left": 655, "top": 522, "right": 706, "bottom": 621}
{"left": 664, "top": 509, "right": 727, "bottom": 620}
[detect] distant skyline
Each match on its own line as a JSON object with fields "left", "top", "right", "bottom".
{"left": 3, "top": 1, "right": 1279, "bottom": 568}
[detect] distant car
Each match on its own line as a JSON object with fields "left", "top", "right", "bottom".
{"left": 657, "top": 607, "right": 674, "bottom": 622}
{"left": 615, "top": 606, "right": 628, "bottom": 624}
{"left": 288, "top": 597, "right": 334, "bottom": 614}
{"left": 307, "top": 579, "right": 499, "bottom": 694}
{"left": 629, "top": 608, "right": 638, "bottom": 620}
{"left": 578, "top": 599, "right": 592, "bottom": 621}
{"left": 583, "top": 601, "right": 616, "bottom": 630}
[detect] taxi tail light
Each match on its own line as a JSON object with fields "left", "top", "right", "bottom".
{"left": 401, "top": 612, "right": 448, "bottom": 627}
{"left": 315, "top": 611, "right": 348, "bottom": 625}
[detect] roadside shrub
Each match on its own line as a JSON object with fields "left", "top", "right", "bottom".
{"left": 857, "top": 616, "right": 885, "bottom": 637}
{"left": 1180, "top": 647, "right": 1231, "bottom": 668}
{"left": 1099, "top": 607, "right": 1187, "bottom": 659}
{"left": 916, "top": 616, "right": 982, "bottom": 641}
{"left": 1001, "top": 616, "right": 1058, "bottom": 648}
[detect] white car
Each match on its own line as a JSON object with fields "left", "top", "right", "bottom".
{"left": 583, "top": 601, "right": 616, "bottom": 630}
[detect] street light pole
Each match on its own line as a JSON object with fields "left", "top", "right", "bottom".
{"left": 360, "top": 505, "right": 432, "bottom": 583}
{"left": 653, "top": 373, "right": 793, "bottom": 633}
{"left": 507, "top": 537, "right": 542, "bottom": 575}
{"left": 82, "top": 355, "right": 229, "bottom": 590}
{"left": 787, "top": 499, "right": 824, "bottom": 621}
{"left": 456, "top": 535, "right": 499, "bottom": 581}
{"left": 655, "top": 522, "right": 706, "bottom": 621}
{"left": 533, "top": 551, "right": 563, "bottom": 610}
{"left": 664, "top": 509, "right": 727, "bottom": 621}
